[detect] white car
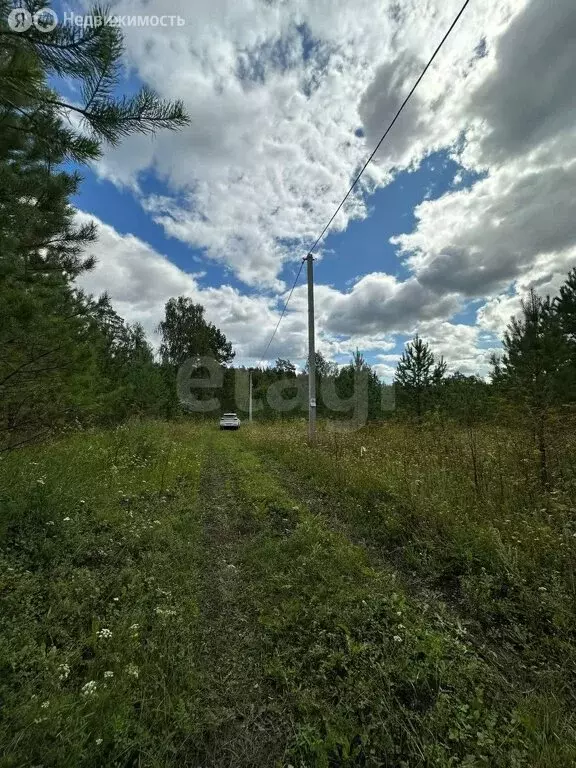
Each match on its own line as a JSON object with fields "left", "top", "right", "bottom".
{"left": 219, "top": 413, "right": 241, "bottom": 430}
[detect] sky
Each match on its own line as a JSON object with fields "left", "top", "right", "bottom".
{"left": 61, "top": 0, "right": 576, "bottom": 380}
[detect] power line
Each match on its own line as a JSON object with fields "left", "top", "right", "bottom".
{"left": 256, "top": 258, "right": 304, "bottom": 367}
{"left": 307, "top": 0, "right": 471, "bottom": 256}
{"left": 256, "top": 0, "right": 471, "bottom": 365}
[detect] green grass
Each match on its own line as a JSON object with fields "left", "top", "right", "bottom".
{"left": 1, "top": 420, "right": 575, "bottom": 766}
{"left": 0, "top": 421, "right": 207, "bottom": 766}
{"left": 242, "top": 421, "right": 576, "bottom": 664}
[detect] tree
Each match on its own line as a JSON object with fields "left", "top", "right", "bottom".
{"left": 555, "top": 268, "right": 576, "bottom": 357}
{"left": 438, "top": 372, "right": 492, "bottom": 424}
{"left": 0, "top": 2, "right": 189, "bottom": 448}
{"left": 394, "top": 335, "right": 446, "bottom": 418}
{"left": 0, "top": 0, "right": 188, "bottom": 154}
{"left": 305, "top": 351, "right": 338, "bottom": 378}
{"left": 274, "top": 358, "right": 297, "bottom": 377}
{"left": 0, "top": 279, "right": 106, "bottom": 450}
{"left": 158, "top": 298, "right": 235, "bottom": 367}
{"left": 491, "top": 288, "right": 572, "bottom": 489}
{"left": 335, "top": 349, "right": 382, "bottom": 423}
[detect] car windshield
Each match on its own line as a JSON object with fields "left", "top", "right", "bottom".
{"left": 223, "top": 414, "right": 237, "bottom": 417}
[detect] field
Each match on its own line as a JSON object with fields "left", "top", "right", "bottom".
{"left": 1, "top": 419, "right": 576, "bottom": 767}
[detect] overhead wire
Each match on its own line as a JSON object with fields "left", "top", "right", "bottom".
{"left": 255, "top": 259, "right": 305, "bottom": 368}
{"left": 255, "top": 0, "right": 472, "bottom": 365}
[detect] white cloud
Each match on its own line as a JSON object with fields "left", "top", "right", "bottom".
{"left": 78, "top": 0, "right": 576, "bottom": 378}
{"left": 73, "top": 213, "right": 453, "bottom": 370}
{"left": 74, "top": 211, "right": 290, "bottom": 360}
{"left": 92, "top": 0, "right": 518, "bottom": 289}
{"left": 416, "top": 321, "right": 498, "bottom": 377}
{"left": 391, "top": 0, "right": 576, "bottom": 317}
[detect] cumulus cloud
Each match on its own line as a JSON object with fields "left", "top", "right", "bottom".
{"left": 77, "top": 0, "right": 576, "bottom": 377}
{"left": 74, "top": 211, "right": 292, "bottom": 360}
{"left": 92, "top": 0, "right": 515, "bottom": 288}
{"left": 390, "top": 0, "right": 576, "bottom": 335}
{"left": 468, "top": 0, "right": 576, "bottom": 167}
{"left": 416, "top": 321, "right": 498, "bottom": 377}
{"left": 74, "top": 213, "right": 461, "bottom": 371}
{"left": 323, "top": 273, "right": 461, "bottom": 335}
{"left": 393, "top": 157, "right": 576, "bottom": 297}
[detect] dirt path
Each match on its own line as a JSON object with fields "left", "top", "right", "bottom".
{"left": 188, "top": 438, "right": 288, "bottom": 767}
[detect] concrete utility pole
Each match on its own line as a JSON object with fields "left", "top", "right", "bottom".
{"left": 306, "top": 253, "right": 316, "bottom": 442}
{"left": 248, "top": 369, "right": 253, "bottom": 423}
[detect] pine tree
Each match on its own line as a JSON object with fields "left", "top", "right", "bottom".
{"left": 492, "top": 288, "right": 572, "bottom": 489}
{"left": 394, "top": 335, "right": 445, "bottom": 418}
{"left": 0, "top": 0, "right": 188, "bottom": 153}
{"left": 0, "top": 2, "right": 190, "bottom": 447}
{"left": 555, "top": 268, "right": 576, "bottom": 357}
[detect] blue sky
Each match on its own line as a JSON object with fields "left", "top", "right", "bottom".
{"left": 68, "top": 0, "right": 575, "bottom": 379}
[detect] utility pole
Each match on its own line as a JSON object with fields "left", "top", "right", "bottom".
{"left": 306, "top": 253, "right": 316, "bottom": 442}
{"left": 248, "top": 369, "right": 253, "bottom": 423}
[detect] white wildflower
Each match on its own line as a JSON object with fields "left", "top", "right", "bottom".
{"left": 41, "top": 701, "right": 50, "bottom": 709}
{"left": 126, "top": 663, "right": 139, "bottom": 679}
{"left": 63, "top": 517, "right": 71, "bottom": 522}
{"left": 97, "top": 628, "right": 112, "bottom": 640}
{"left": 155, "top": 607, "right": 177, "bottom": 616}
{"left": 104, "top": 670, "right": 114, "bottom": 679}
{"left": 81, "top": 680, "right": 97, "bottom": 697}
{"left": 95, "top": 738, "right": 103, "bottom": 745}
{"left": 393, "top": 635, "right": 403, "bottom": 643}
{"left": 58, "top": 663, "right": 70, "bottom": 680}
{"left": 46, "top": 521, "right": 55, "bottom": 526}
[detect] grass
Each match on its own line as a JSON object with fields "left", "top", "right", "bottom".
{"left": 1, "top": 419, "right": 575, "bottom": 765}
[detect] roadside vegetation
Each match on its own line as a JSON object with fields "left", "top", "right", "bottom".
{"left": 1, "top": 420, "right": 576, "bottom": 766}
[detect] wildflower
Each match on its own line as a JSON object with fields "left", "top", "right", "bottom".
{"left": 112, "top": 597, "right": 119, "bottom": 602}
{"left": 58, "top": 663, "right": 70, "bottom": 680}
{"left": 393, "top": 635, "right": 403, "bottom": 643}
{"left": 37, "top": 478, "right": 46, "bottom": 485}
{"left": 96, "top": 738, "right": 103, "bottom": 745}
{"left": 155, "top": 607, "right": 177, "bottom": 616}
{"left": 46, "top": 521, "right": 55, "bottom": 526}
{"left": 129, "top": 623, "right": 140, "bottom": 632}
{"left": 126, "top": 663, "right": 139, "bottom": 679}
{"left": 538, "top": 586, "right": 547, "bottom": 592}
{"left": 41, "top": 701, "right": 50, "bottom": 709}
{"left": 104, "top": 671, "right": 114, "bottom": 679}
{"left": 63, "top": 517, "right": 71, "bottom": 522}
{"left": 97, "top": 628, "right": 112, "bottom": 640}
{"left": 81, "top": 680, "right": 97, "bottom": 697}
{"left": 360, "top": 446, "right": 367, "bottom": 457}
